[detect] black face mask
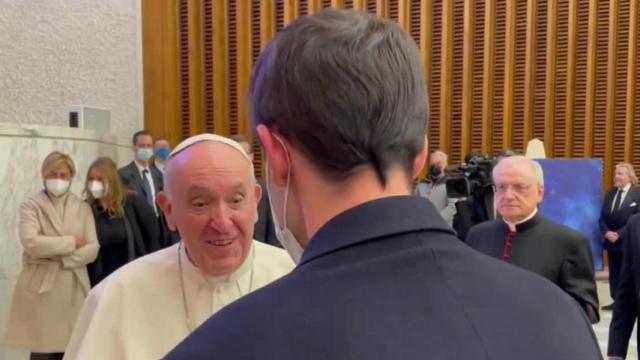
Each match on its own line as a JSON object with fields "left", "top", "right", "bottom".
{"left": 428, "top": 164, "right": 443, "bottom": 181}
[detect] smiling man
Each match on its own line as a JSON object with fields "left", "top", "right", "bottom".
{"left": 63, "top": 134, "right": 294, "bottom": 360}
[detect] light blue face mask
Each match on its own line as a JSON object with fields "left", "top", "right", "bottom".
{"left": 137, "top": 148, "right": 154, "bottom": 161}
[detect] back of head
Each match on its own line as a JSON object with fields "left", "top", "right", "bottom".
{"left": 250, "top": 9, "right": 428, "bottom": 186}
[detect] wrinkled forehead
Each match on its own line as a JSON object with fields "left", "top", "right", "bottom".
{"left": 494, "top": 162, "right": 536, "bottom": 184}
{"left": 166, "top": 142, "right": 253, "bottom": 189}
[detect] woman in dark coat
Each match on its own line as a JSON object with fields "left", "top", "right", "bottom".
{"left": 83, "top": 157, "right": 160, "bottom": 286}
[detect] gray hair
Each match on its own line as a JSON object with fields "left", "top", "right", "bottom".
{"left": 430, "top": 150, "right": 448, "bottom": 165}
{"left": 249, "top": 9, "right": 428, "bottom": 187}
{"left": 493, "top": 155, "right": 544, "bottom": 186}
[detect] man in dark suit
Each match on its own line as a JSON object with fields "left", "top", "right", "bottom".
{"left": 466, "top": 156, "right": 599, "bottom": 323}
{"left": 230, "top": 134, "right": 279, "bottom": 247}
{"left": 600, "top": 163, "right": 640, "bottom": 310}
{"left": 119, "top": 130, "right": 176, "bottom": 248}
{"left": 608, "top": 213, "right": 640, "bottom": 360}
{"left": 165, "top": 9, "right": 602, "bottom": 360}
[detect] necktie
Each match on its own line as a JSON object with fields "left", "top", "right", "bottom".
{"left": 141, "top": 169, "right": 155, "bottom": 210}
{"left": 612, "top": 188, "right": 623, "bottom": 213}
{"left": 501, "top": 230, "right": 517, "bottom": 261}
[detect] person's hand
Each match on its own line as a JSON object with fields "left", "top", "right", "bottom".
{"left": 608, "top": 356, "right": 624, "bottom": 360}
{"left": 75, "top": 236, "right": 87, "bottom": 249}
{"left": 606, "top": 231, "right": 620, "bottom": 242}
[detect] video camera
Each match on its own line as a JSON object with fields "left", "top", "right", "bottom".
{"left": 445, "top": 155, "right": 496, "bottom": 198}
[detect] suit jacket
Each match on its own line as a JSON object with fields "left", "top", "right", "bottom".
{"left": 466, "top": 213, "right": 599, "bottom": 323}
{"left": 118, "top": 161, "right": 163, "bottom": 204}
{"left": 166, "top": 196, "right": 602, "bottom": 360}
{"left": 5, "top": 191, "right": 99, "bottom": 352}
{"left": 119, "top": 161, "right": 178, "bottom": 248}
{"left": 600, "top": 185, "right": 640, "bottom": 252}
{"left": 254, "top": 178, "right": 279, "bottom": 247}
{"left": 608, "top": 214, "right": 640, "bottom": 358}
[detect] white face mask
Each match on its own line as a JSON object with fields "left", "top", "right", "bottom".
{"left": 88, "top": 180, "right": 105, "bottom": 199}
{"left": 45, "top": 179, "right": 70, "bottom": 197}
{"left": 265, "top": 137, "right": 304, "bottom": 264}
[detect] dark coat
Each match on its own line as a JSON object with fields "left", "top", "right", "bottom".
{"left": 119, "top": 161, "right": 178, "bottom": 248}
{"left": 166, "top": 196, "right": 602, "bottom": 360}
{"left": 608, "top": 214, "right": 640, "bottom": 358}
{"left": 466, "top": 212, "right": 599, "bottom": 322}
{"left": 87, "top": 193, "right": 161, "bottom": 285}
{"left": 600, "top": 185, "right": 640, "bottom": 252}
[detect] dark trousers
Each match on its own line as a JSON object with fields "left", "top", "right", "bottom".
{"left": 609, "top": 250, "right": 624, "bottom": 299}
{"left": 30, "top": 353, "right": 63, "bottom": 360}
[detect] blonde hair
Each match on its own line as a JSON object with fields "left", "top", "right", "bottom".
{"left": 616, "top": 163, "right": 638, "bottom": 185}
{"left": 84, "top": 157, "right": 128, "bottom": 218}
{"left": 41, "top": 151, "right": 76, "bottom": 178}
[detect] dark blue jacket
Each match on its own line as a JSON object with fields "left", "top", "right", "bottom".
{"left": 166, "top": 196, "right": 602, "bottom": 360}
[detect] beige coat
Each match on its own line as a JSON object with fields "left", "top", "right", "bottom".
{"left": 4, "top": 190, "right": 99, "bottom": 353}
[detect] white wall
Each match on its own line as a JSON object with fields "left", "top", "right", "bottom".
{"left": 0, "top": 1, "right": 142, "bottom": 358}
{"left": 0, "top": 0, "right": 143, "bottom": 139}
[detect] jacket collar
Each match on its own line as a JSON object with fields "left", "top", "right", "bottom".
{"left": 299, "top": 196, "right": 456, "bottom": 266}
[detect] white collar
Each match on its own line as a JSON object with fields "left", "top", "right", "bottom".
{"left": 503, "top": 208, "right": 538, "bottom": 232}
{"left": 179, "top": 240, "right": 254, "bottom": 287}
{"left": 134, "top": 160, "right": 149, "bottom": 173}
{"left": 619, "top": 183, "right": 632, "bottom": 192}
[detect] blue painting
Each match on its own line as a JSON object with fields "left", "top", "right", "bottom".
{"left": 536, "top": 159, "right": 603, "bottom": 270}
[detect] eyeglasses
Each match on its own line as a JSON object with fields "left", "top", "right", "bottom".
{"left": 492, "top": 183, "right": 533, "bottom": 194}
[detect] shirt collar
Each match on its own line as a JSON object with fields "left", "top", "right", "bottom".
{"left": 299, "top": 196, "right": 456, "bottom": 266}
{"left": 620, "top": 183, "right": 632, "bottom": 192}
{"left": 503, "top": 208, "right": 538, "bottom": 232}
{"left": 180, "top": 240, "right": 254, "bottom": 286}
{"left": 134, "top": 160, "right": 148, "bottom": 173}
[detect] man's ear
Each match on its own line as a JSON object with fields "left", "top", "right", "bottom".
{"left": 257, "top": 124, "right": 290, "bottom": 187}
{"left": 412, "top": 135, "right": 429, "bottom": 179}
{"left": 254, "top": 181, "right": 263, "bottom": 204}
{"left": 157, "top": 191, "right": 176, "bottom": 231}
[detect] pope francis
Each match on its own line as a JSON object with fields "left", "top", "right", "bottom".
{"left": 63, "top": 134, "right": 294, "bottom": 360}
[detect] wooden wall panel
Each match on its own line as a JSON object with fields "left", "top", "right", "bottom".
{"left": 471, "top": 0, "right": 484, "bottom": 153}
{"left": 512, "top": 0, "right": 527, "bottom": 153}
{"left": 634, "top": 0, "right": 640, "bottom": 167}
{"left": 429, "top": 2, "right": 442, "bottom": 152}
{"left": 143, "top": 0, "right": 640, "bottom": 186}
{"left": 626, "top": 0, "right": 638, "bottom": 163}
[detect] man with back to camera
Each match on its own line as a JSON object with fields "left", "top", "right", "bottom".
{"left": 166, "top": 9, "right": 602, "bottom": 360}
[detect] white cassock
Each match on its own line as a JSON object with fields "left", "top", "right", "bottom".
{"left": 63, "top": 240, "right": 294, "bottom": 360}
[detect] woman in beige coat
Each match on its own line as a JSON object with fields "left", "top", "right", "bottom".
{"left": 4, "top": 151, "right": 99, "bottom": 360}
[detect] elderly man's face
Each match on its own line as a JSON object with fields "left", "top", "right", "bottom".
{"left": 614, "top": 166, "right": 632, "bottom": 188}
{"left": 160, "top": 142, "right": 261, "bottom": 276}
{"left": 494, "top": 161, "right": 543, "bottom": 223}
